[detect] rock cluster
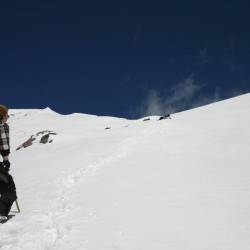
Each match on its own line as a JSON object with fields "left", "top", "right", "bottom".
{"left": 16, "top": 130, "right": 57, "bottom": 150}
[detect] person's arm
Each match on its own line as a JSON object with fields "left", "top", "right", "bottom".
{"left": 0, "top": 123, "right": 10, "bottom": 168}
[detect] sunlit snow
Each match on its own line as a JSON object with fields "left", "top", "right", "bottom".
{"left": 1, "top": 94, "right": 250, "bottom": 250}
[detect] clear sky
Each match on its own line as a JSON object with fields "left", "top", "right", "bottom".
{"left": 0, "top": 0, "right": 249, "bottom": 118}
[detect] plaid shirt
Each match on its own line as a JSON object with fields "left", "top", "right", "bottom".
{"left": 0, "top": 121, "right": 10, "bottom": 156}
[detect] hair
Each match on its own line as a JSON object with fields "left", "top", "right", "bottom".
{"left": 0, "top": 105, "right": 8, "bottom": 119}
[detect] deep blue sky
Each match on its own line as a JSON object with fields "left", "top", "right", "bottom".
{"left": 0, "top": 0, "right": 249, "bottom": 118}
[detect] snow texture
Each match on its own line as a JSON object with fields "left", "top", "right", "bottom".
{"left": 0, "top": 94, "right": 250, "bottom": 250}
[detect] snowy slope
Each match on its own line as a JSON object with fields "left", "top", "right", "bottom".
{"left": 0, "top": 94, "right": 250, "bottom": 250}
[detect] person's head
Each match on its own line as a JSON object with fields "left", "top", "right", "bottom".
{"left": 0, "top": 105, "right": 9, "bottom": 123}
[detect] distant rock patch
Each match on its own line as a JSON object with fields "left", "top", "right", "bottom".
{"left": 16, "top": 130, "right": 57, "bottom": 150}
{"left": 158, "top": 114, "right": 171, "bottom": 120}
{"left": 40, "top": 134, "right": 50, "bottom": 144}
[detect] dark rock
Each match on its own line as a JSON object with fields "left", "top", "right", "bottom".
{"left": 159, "top": 114, "right": 171, "bottom": 121}
{"left": 40, "top": 134, "right": 50, "bottom": 144}
{"left": 16, "top": 137, "right": 35, "bottom": 150}
{"left": 16, "top": 130, "right": 57, "bottom": 150}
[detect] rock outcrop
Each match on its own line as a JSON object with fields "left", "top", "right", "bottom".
{"left": 16, "top": 130, "right": 57, "bottom": 150}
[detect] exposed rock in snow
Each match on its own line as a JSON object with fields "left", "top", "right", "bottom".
{"left": 16, "top": 130, "right": 57, "bottom": 150}
{"left": 158, "top": 114, "right": 171, "bottom": 120}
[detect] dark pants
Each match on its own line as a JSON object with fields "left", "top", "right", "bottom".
{"left": 0, "top": 192, "right": 17, "bottom": 216}
{"left": 0, "top": 172, "right": 17, "bottom": 216}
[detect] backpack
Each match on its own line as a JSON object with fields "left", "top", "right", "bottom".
{"left": 0, "top": 162, "right": 16, "bottom": 194}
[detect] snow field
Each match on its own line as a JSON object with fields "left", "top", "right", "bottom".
{"left": 0, "top": 94, "right": 250, "bottom": 249}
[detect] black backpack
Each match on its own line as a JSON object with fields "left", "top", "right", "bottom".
{"left": 0, "top": 162, "right": 16, "bottom": 194}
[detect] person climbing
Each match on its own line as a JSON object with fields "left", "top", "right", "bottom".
{"left": 0, "top": 104, "right": 17, "bottom": 223}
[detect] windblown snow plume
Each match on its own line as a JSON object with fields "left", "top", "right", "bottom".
{"left": 139, "top": 76, "right": 221, "bottom": 116}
